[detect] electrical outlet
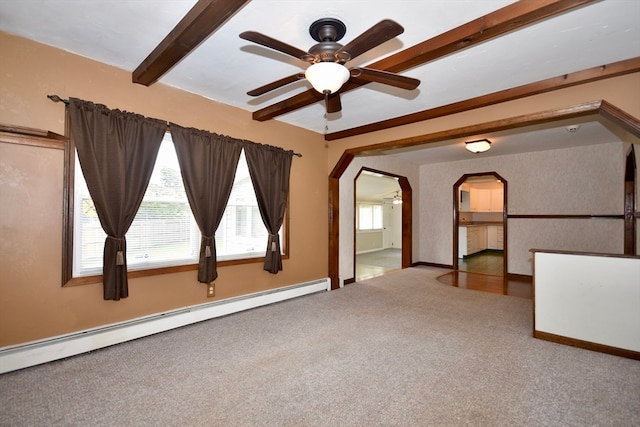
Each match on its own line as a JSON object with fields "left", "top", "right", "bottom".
{"left": 207, "top": 283, "right": 215, "bottom": 298}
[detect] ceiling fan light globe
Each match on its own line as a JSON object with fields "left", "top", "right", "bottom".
{"left": 305, "top": 62, "right": 350, "bottom": 94}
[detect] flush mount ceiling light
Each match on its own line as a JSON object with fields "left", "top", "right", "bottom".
{"left": 465, "top": 139, "right": 492, "bottom": 154}
{"left": 305, "top": 62, "right": 350, "bottom": 94}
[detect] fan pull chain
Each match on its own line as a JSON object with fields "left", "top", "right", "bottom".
{"left": 323, "top": 90, "right": 330, "bottom": 134}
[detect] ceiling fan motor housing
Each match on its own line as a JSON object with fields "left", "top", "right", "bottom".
{"left": 309, "top": 42, "right": 344, "bottom": 62}
{"left": 309, "top": 18, "right": 350, "bottom": 63}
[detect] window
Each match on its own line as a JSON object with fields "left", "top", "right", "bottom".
{"left": 357, "top": 203, "right": 383, "bottom": 231}
{"left": 70, "top": 132, "right": 283, "bottom": 280}
{"left": 215, "top": 159, "right": 273, "bottom": 260}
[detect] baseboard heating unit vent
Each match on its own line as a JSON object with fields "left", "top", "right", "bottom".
{"left": 0, "top": 278, "right": 331, "bottom": 374}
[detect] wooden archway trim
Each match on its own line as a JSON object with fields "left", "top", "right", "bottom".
{"left": 453, "top": 172, "right": 508, "bottom": 276}
{"left": 398, "top": 176, "right": 413, "bottom": 269}
{"left": 328, "top": 100, "right": 640, "bottom": 290}
{"left": 351, "top": 167, "right": 412, "bottom": 285}
{"left": 624, "top": 145, "right": 636, "bottom": 255}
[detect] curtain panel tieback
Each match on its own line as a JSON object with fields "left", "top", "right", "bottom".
{"left": 107, "top": 236, "right": 126, "bottom": 265}
{"left": 203, "top": 235, "right": 214, "bottom": 258}
{"left": 268, "top": 234, "right": 279, "bottom": 252}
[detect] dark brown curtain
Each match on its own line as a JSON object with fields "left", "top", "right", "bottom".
{"left": 68, "top": 98, "right": 166, "bottom": 300}
{"left": 243, "top": 142, "right": 294, "bottom": 273}
{"left": 170, "top": 124, "right": 242, "bottom": 283}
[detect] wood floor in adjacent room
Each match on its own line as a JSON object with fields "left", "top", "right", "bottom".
{"left": 437, "top": 270, "right": 532, "bottom": 299}
{"left": 357, "top": 249, "right": 531, "bottom": 299}
{"left": 450, "top": 251, "right": 531, "bottom": 298}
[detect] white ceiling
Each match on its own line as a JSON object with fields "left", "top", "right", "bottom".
{"left": 1, "top": 0, "right": 639, "bottom": 165}
{"left": 357, "top": 171, "right": 401, "bottom": 202}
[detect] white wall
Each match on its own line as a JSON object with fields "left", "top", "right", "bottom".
{"left": 534, "top": 251, "right": 640, "bottom": 352}
{"left": 388, "top": 203, "right": 403, "bottom": 248}
{"left": 356, "top": 230, "right": 383, "bottom": 253}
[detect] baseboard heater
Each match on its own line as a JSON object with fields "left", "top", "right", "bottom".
{"left": 0, "top": 278, "right": 331, "bottom": 374}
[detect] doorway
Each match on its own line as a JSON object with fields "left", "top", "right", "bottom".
{"left": 453, "top": 173, "right": 507, "bottom": 277}
{"left": 354, "top": 169, "right": 410, "bottom": 281}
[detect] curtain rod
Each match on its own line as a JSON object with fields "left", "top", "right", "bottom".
{"left": 47, "top": 94, "right": 69, "bottom": 105}
{"left": 46, "top": 94, "right": 302, "bottom": 158}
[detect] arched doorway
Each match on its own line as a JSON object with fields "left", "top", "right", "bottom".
{"left": 354, "top": 167, "right": 412, "bottom": 282}
{"left": 328, "top": 102, "right": 640, "bottom": 290}
{"left": 453, "top": 172, "right": 508, "bottom": 277}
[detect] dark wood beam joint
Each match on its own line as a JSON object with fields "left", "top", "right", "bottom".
{"left": 133, "top": 0, "right": 252, "bottom": 86}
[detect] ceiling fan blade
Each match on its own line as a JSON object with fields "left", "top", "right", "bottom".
{"left": 335, "top": 19, "right": 404, "bottom": 62}
{"left": 240, "top": 31, "right": 314, "bottom": 62}
{"left": 352, "top": 67, "right": 420, "bottom": 90}
{"left": 326, "top": 93, "right": 342, "bottom": 113}
{"left": 247, "top": 73, "right": 305, "bottom": 96}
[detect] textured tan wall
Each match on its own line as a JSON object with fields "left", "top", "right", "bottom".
{"left": 0, "top": 33, "right": 328, "bottom": 346}
{"left": 418, "top": 142, "right": 627, "bottom": 275}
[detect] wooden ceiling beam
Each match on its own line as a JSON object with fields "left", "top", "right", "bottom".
{"left": 326, "top": 57, "right": 640, "bottom": 140}
{"left": 252, "top": 0, "right": 598, "bottom": 122}
{"left": 133, "top": 0, "right": 252, "bottom": 86}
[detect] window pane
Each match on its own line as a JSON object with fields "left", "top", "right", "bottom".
{"left": 72, "top": 133, "right": 284, "bottom": 278}
{"left": 359, "top": 205, "right": 373, "bottom": 230}
{"left": 357, "top": 203, "right": 383, "bottom": 231}
{"left": 235, "top": 206, "right": 248, "bottom": 237}
{"left": 73, "top": 135, "right": 200, "bottom": 277}
{"left": 251, "top": 207, "right": 265, "bottom": 239}
{"left": 216, "top": 151, "right": 280, "bottom": 259}
{"left": 372, "top": 204, "right": 383, "bottom": 229}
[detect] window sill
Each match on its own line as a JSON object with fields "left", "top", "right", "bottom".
{"left": 63, "top": 254, "right": 289, "bottom": 287}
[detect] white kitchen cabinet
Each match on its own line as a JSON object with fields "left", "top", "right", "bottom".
{"left": 490, "top": 188, "right": 504, "bottom": 212}
{"left": 458, "top": 227, "right": 467, "bottom": 256}
{"left": 487, "top": 225, "right": 504, "bottom": 250}
{"left": 470, "top": 187, "right": 503, "bottom": 212}
{"left": 470, "top": 188, "right": 489, "bottom": 212}
{"left": 459, "top": 226, "right": 487, "bottom": 256}
{"left": 497, "top": 225, "right": 504, "bottom": 249}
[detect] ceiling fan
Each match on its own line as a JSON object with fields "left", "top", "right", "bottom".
{"left": 239, "top": 18, "right": 420, "bottom": 113}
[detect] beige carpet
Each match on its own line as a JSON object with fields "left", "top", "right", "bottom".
{"left": 1, "top": 266, "right": 639, "bottom": 426}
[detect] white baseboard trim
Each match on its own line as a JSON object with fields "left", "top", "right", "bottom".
{"left": 0, "top": 278, "right": 331, "bottom": 374}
